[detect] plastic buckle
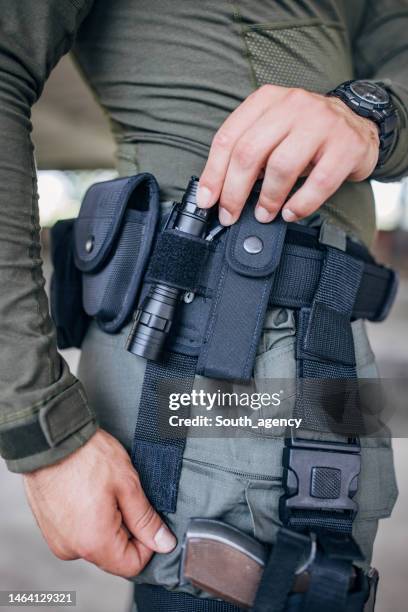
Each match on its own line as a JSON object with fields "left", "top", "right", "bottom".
{"left": 374, "top": 268, "right": 399, "bottom": 322}
{"left": 279, "top": 434, "right": 361, "bottom": 526}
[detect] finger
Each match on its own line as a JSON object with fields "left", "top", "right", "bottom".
{"left": 281, "top": 145, "right": 355, "bottom": 222}
{"left": 255, "top": 131, "right": 321, "bottom": 222}
{"left": 116, "top": 474, "right": 176, "bottom": 554}
{"left": 90, "top": 517, "right": 153, "bottom": 578}
{"left": 101, "top": 524, "right": 153, "bottom": 578}
{"left": 198, "top": 85, "right": 288, "bottom": 210}
{"left": 216, "top": 109, "right": 291, "bottom": 225}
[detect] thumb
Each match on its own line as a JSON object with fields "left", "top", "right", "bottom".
{"left": 116, "top": 476, "right": 177, "bottom": 554}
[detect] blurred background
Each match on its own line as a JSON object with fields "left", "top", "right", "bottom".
{"left": 0, "top": 55, "right": 407, "bottom": 611}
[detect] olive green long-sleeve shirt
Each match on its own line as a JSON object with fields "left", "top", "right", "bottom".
{"left": 0, "top": 0, "right": 408, "bottom": 472}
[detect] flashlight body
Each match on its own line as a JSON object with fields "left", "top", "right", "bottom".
{"left": 126, "top": 176, "right": 210, "bottom": 361}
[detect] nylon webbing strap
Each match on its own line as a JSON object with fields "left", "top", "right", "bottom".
{"left": 134, "top": 584, "right": 241, "bottom": 612}
{"left": 283, "top": 510, "right": 353, "bottom": 534}
{"left": 253, "top": 529, "right": 310, "bottom": 612}
{"left": 302, "top": 553, "right": 351, "bottom": 612}
{"left": 295, "top": 248, "right": 365, "bottom": 435}
{"left": 131, "top": 352, "right": 196, "bottom": 513}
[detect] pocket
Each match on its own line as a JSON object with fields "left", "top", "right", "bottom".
{"left": 132, "top": 456, "right": 258, "bottom": 591}
{"left": 74, "top": 173, "right": 160, "bottom": 333}
{"left": 242, "top": 19, "right": 353, "bottom": 93}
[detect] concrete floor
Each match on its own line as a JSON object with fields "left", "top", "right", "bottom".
{"left": 0, "top": 277, "right": 407, "bottom": 612}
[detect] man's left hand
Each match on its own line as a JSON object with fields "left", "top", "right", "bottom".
{"left": 198, "top": 85, "right": 380, "bottom": 225}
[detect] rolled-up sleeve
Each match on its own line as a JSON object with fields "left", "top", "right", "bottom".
{"left": 353, "top": 0, "right": 408, "bottom": 181}
{"left": 0, "top": 0, "right": 97, "bottom": 473}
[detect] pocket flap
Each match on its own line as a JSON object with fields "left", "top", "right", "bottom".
{"left": 74, "top": 173, "right": 160, "bottom": 273}
{"left": 226, "top": 189, "right": 287, "bottom": 278}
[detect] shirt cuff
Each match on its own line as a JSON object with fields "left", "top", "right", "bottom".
{"left": 1, "top": 380, "right": 98, "bottom": 473}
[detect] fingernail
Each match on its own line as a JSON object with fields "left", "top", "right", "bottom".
{"left": 219, "top": 207, "right": 234, "bottom": 226}
{"left": 255, "top": 206, "right": 274, "bottom": 223}
{"left": 197, "top": 185, "right": 213, "bottom": 208}
{"left": 282, "top": 208, "right": 297, "bottom": 222}
{"left": 154, "top": 525, "right": 177, "bottom": 553}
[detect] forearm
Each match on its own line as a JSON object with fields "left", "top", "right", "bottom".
{"left": 0, "top": 0, "right": 97, "bottom": 473}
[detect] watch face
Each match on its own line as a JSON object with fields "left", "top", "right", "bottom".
{"left": 349, "top": 81, "right": 389, "bottom": 106}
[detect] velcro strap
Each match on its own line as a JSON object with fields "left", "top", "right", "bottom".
{"left": 0, "top": 383, "right": 94, "bottom": 460}
{"left": 146, "top": 230, "right": 211, "bottom": 292}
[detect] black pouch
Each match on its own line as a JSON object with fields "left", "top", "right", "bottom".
{"left": 73, "top": 173, "right": 160, "bottom": 334}
{"left": 50, "top": 218, "right": 91, "bottom": 349}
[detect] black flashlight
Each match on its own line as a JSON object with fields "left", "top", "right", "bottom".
{"left": 126, "top": 176, "right": 210, "bottom": 361}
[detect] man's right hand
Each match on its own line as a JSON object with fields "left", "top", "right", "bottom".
{"left": 23, "top": 429, "right": 176, "bottom": 578}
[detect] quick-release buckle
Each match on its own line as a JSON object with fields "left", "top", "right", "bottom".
{"left": 279, "top": 434, "right": 361, "bottom": 526}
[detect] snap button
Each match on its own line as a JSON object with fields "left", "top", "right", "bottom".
{"left": 85, "top": 235, "right": 95, "bottom": 253}
{"left": 243, "top": 235, "right": 263, "bottom": 254}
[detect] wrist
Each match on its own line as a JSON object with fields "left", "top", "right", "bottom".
{"left": 327, "top": 80, "right": 398, "bottom": 169}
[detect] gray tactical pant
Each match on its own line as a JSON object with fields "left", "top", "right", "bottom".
{"left": 78, "top": 307, "right": 398, "bottom": 599}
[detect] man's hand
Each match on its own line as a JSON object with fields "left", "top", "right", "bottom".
{"left": 23, "top": 429, "right": 176, "bottom": 578}
{"left": 198, "top": 85, "right": 380, "bottom": 225}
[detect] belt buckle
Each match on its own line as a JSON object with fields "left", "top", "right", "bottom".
{"left": 279, "top": 434, "right": 361, "bottom": 526}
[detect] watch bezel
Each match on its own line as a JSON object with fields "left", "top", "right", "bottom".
{"left": 349, "top": 80, "right": 390, "bottom": 108}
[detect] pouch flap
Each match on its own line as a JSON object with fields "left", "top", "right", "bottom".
{"left": 74, "top": 173, "right": 160, "bottom": 273}
{"left": 226, "top": 193, "right": 287, "bottom": 278}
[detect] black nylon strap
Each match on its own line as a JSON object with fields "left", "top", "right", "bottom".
{"left": 283, "top": 510, "right": 353, "bottom": 534}
{"left": 134, "top": 584, "right": 241, "bottom": 612}
{"left": 302, "top": 552, "right": 352, "bottom": 612}
{"left": 267, "top": 242, "right": 393, "bottom": 322}
{"left": 152, "top": 226, "right": 395, "bottom": 323}
{"left": 253, "top": 529, "right": 310, "bottom": 612}
{"left": 131, "top": 351, "right": 196, "bottom": 513}
{"left": 295, "top": 248, "right": 366, "bottom": 439}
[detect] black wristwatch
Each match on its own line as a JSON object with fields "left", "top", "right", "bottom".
{"left": 328, "top": 80, "right": 398, "bottom": 167}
